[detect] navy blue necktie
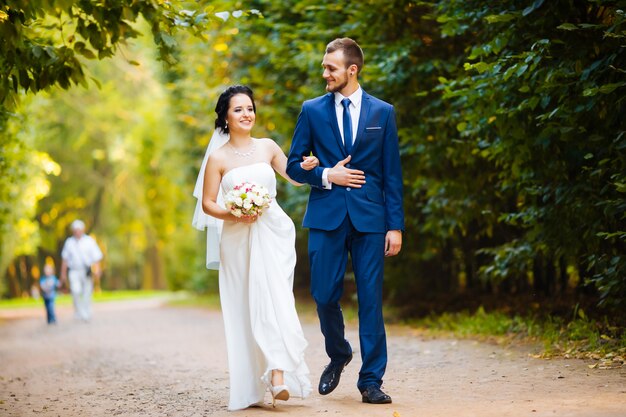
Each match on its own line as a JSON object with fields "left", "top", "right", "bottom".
{"left": 341, "top": 98, "right": 353, "bottom": 155}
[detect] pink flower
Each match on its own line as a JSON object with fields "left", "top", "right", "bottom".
{"left": 224, "top": 182, "right": 271, "bottom": 218}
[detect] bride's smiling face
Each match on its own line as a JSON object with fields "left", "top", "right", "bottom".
{"left": 227, "top": 94, "right": 256, "bottom": 134}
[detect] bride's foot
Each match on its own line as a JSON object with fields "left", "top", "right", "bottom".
{"left": 269, "top": 370, "right": 290, "bottom": 407}
{"left": 270, "top": 384, "right": 290, "bottom": 405}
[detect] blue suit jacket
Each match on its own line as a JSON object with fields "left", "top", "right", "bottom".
{"left": 287, "top": 90, "right": 404, "bottom": 233}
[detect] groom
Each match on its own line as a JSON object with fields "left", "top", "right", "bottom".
{"left": 287, "top": 38, "right": 404, "bottom": 404}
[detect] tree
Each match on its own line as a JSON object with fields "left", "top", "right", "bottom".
{"left": 3, "top": 0, "right": 625, "bottom": 313}
{"left": 199, "top": 0, "right": 626, "bottom": 309}
{"left": 0, "top": 0, "right": 220, "bottom": 294}
{"left": 435, "top": 0, "right": 626, "bottom": 306}
{"left": 0, "top": 0, "right": 220, "bottom": 107}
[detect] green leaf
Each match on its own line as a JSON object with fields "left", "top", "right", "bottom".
{"left": 32, "top": 46, "right": 43, "bottom": 58}
{"left": 598, "top": 82, "right": 626, "bottom": 94}
{"left": 528, "top": 96, "right": 540, "bottom": 109}
{"left": 578, "top": 23, "right": 602, "bottom": 29}
{"left": 485, "top": 13, "right": 516, "bottom": 24}
{"left": 583, "top": 82, "right": 625, "bottom": 96}
{"left": 557, "top": 23, "right": 578, "bottom": 31}
{"left": 465, "top": 62, "right": 491, "bottom": 73}
{"left": 491, "top": 36, "right": 507, "bottom": 54}
{"left": 160, "top": 32, "right": 177, "bottom": 48}
{"left": 89, "top": 76, "right": 102, "bottom": 89}
{"left": 76, "top": 44, "right": 96, "bottom": 59}
{"left": 516, "top": 64, "right": 528, "bottom": 77}
{"left": 503, "top": 64, "right": 517, "bottom": 81}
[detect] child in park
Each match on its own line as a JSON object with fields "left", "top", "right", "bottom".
{"left": 40, "top": 264, "right": 61, "bottom": 324}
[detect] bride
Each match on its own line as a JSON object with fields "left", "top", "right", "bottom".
{"left": 193, "top": 85, "right": 317, "bottom": 410}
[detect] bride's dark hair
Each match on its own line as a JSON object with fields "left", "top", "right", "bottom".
{"left": 215, "top": 85, "right": 256, "bottom": 134}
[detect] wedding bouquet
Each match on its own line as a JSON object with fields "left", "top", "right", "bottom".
{"left": 224, "top": 182, "right": 271, "bottom": 218}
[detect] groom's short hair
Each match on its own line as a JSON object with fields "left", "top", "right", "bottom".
{"left": 326, "top": 38, "right": 364, "bottom": 74}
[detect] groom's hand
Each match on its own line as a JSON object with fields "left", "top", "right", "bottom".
{"left": 327, "top": 156, "right": 365, "bottom": 188}
{"left": 385, "top": 230, "right": 402, "bottom": 257}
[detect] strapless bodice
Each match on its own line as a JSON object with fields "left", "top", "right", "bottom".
{"left": 221, "top": 162, "right": 277, "bottom": 199}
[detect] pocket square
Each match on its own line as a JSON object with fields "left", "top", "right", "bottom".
{"left": 366, "top": 126, "right": 382, "bottom": 130}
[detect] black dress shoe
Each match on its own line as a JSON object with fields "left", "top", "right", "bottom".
{"left": 361, "top": 385, "right": 392, "bottom": 404}
{"left": 318, "top": 354, "right": 353, "bottom": 395}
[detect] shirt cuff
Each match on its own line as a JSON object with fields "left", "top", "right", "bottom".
{"left": 321, "top": 168, "right": 332, "bottom": 189}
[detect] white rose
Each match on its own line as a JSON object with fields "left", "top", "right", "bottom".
{"left": 232, "top": 208, "right": 243, "bottom": 217}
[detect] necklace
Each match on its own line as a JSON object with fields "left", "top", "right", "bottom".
{"left": 229, "top": 141, "right": 256, "bottom": 158}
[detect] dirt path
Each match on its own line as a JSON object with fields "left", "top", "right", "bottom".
{"left": 0, "top": 299, "right": 624, "bottom": 417}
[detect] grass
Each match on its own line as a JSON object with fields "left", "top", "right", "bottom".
{"left": 404, "top": 306, "right": 626, "bottom": 368}
{"left": 0, "top": 290, "right": 169, "bottom": 310}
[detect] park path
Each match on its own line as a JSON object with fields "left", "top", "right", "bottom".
{"left": 0, "top": 298, "right": 624, "bottom": 417}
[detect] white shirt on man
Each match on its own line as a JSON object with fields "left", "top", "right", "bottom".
{"left": 322, "top": 86, "right": 363, "bottom": 189}
{"left": 61, "top": 235, "right": 103, "bottom": 271}
{"left": 334, "top": 86, "right": 362, "bottom": 145}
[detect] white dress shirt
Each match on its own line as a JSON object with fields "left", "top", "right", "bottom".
{"left": 322, "top": 86, "right": 363, "bottom": 188}
{"left": 61, "top": 235, "right": 103, "bottom": 270}
{"left": 335, "top": 87, "right": 362, "bottom": 145}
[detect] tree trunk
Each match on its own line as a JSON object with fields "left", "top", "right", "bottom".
{"left": 6, "top": 262, "right": 20, "bottom": 298}
{"left": 143, "top": 242, "right": 164, "bottom": 290}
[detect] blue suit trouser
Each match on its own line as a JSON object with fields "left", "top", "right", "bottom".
{"left": 309, "top": 215, "right": 387, "bottom": 391}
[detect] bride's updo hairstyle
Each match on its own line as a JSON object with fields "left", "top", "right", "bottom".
{"left": 214, "top": 85, "right": 256, "bottom": 134}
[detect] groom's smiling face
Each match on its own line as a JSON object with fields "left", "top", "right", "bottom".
{"left": 322, "top": 50, "right": 350, "bottom": 94}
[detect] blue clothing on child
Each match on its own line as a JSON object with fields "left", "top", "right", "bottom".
{"left": 40, "top": 275, "right": 60, "bottom": 324}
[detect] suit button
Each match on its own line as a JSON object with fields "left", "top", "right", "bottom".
{"left": 347, "top": 187, "right": 351, "bottom": 191}
{"left": 346, "top": 164, "right": 351, "bottom": 168}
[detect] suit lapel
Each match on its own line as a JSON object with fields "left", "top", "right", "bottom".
{"left": 353, "top": 91, "right": 371, "bottom": 154}
{"left": 325, "top": 93, "right": 347, "bottom": 156}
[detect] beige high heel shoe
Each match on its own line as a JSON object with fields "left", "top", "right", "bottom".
{"left": 269, "top": 384, "right": 290, "bottom": 407}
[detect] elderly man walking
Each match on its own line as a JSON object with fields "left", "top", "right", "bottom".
{"left": 60, "top": 220, "right": 103, "bottom": 322}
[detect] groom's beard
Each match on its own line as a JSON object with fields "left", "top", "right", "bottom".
{"left": 326, "top": 78, "right": 348, "bottom": 93}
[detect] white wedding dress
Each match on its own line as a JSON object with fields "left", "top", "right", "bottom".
{"left": 218, "top": 162, "right": 311, "bottom": 410}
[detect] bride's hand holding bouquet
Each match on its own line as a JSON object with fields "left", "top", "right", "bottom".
{"left": 224, "top": 182, "right": 271, "bottom": 224}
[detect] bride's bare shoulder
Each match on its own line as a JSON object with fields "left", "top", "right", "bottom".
{"left": 207, "top": 146, "right": 230, "bottom": 168}
{"left": 255, "top": 137, "right": 281, "bottom": 150}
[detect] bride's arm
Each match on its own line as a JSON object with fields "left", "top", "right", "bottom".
{"left": 269, "top": 139, "right": 317, "bottom": 186}
{"left": 202, "top": 156, "right": 253, "bottom": 223}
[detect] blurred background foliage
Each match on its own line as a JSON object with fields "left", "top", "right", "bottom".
{"left": 1, "top": 0, "right": 624, "bottom": 322}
